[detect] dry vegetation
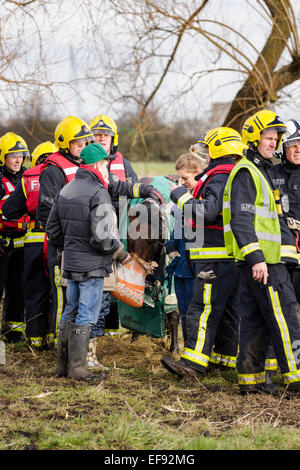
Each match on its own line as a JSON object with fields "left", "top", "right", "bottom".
{"left": 1, "top": 328, "right": 300, "bottom": 450}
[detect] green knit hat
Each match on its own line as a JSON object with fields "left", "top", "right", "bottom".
{"left": 80, "top": 143, "right": 111, "bottom": 164}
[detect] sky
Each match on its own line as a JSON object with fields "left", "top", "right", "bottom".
{"left": 1, "top": 0, "right": 300, "bottom": 126}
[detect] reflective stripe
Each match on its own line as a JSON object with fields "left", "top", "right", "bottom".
{"left": 181, "top": 283, "right": 213, "bottom": 367}
{"left": 133, "top": 183, "right": 141, "bottom": 198}
{"left": 177, "top": 192, "right": 193, "bottom": 211}
{"left": 256, "top": 231, "right": 281, "bottom": 243}
{"left": 5, "top": 321, "right": 25, "bottom": 333}
{"left": 210, "top": 351, "right": 236, "bottom": 368}
{"left": 54, "top": 266, "right": 65, "bottom": 339}
{"left": 24, "top": 232, "right": 46, "bottom": 244}
{"left": 264, "top": 358, "right": 278, "bottom": 371}
{"left": 240, "top": 242, "right": 260, "bottom": 257}
{"left": 256, "top": 207, "right": 278, "bottom": 219}
{"left": 238, "top": 372, "right": 265, "bottom": 385}
{"left": 110, "top": 164, "right": 125, "bottom": 171}
{"left": 181, "top": 348, "right": 210, "bottom": 367}
{"left": 104, "top": 329, "right": 119, "bottom": 336}
{"left": 13, "top": 237, "right": 25, "bottom": 248}
{"left": 268, "top": 286, "right": 297, "bottom": 373}
{"left": 21, "top": 177, "right": 27, "bottom": 198}
{"left": 5, "top": 181, "right": 15, "bottom": 192}
{"left": 26, "top": 337, "right": 44, "bottom": 348}
{"left": 64, "top": 167, "right": 78, "bottom": 176}
{"left": 280, "top": 245, "right": 298, "bottom": 260}
{"left": 196, "top": 283, "right": 212, "bottom": 353}
{"left": 189, "top": 247, "right": 232, "bottom": 259}
{"left": 282, "top": 370, "right": 300, "bottom": 384}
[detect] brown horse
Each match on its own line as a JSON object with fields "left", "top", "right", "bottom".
{"left": 121, "top": 176, "right": 180, "bottom": 353}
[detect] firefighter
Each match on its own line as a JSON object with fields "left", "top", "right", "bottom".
{"left": 2, "top": 141, "right": 57, "bottom": 349}
{"left": 270, "top": 119, "right": 300, "bottom": 300}
{"left": 0, "top": 132, "right": 30, "bottom": 342}
{"left": 223, "top": 109, "right": 300, "bottom": 395}
{"left": 36, "top": 116, "right": 95, "bottom": 348}
{"left": 161, "top": 127, "right": 245, "bottom": 378}
{"left": 89, "top": 114, "right": 138, "bottom": 339}
{"left": 166, "top": 152, "right": 206, "bottom": 344}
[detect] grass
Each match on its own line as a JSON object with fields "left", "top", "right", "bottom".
{"left": 132, "top": 161, "right": 176, "bottom": 178}
{"left": 1, "top": 331, "right": 300, "bottom": 451}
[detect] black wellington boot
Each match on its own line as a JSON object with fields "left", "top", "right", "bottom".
{"left": 54, "top": 320, "right": 71, "bottom": 377}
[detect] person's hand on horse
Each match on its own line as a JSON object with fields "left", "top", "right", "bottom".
{"left": 139, "top": 184, "right": 163, "bottom": 204}
{"left": 148, "top": 190, "right": 163, "bottom": 204}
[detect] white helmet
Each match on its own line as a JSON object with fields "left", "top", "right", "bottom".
{"left": 275, "top": 119, "right": 300, "bottom": 160}
{"left": 282, "top": 119, "right": 300, "bottom": 148}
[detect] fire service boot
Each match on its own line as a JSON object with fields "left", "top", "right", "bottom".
{"left": 161, "top": 355, "right": 199, "bottom": 379}
{"left": 239, "top": 382, "right": 279, "bottom": 396}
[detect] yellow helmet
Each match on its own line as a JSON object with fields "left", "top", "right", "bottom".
{"left": 241, "top": 110, "right": 287, "bottom": 150}
{"left": 30, "top": 141, "right": 58, "bottom": 168}
{"left": 0, "top": 132, "right": 30, "bottom": 166}
{"left": 89, "top": 114, "right": 119, "bottom": 153}
{"left": 54, "top": 116, "right": 94, "bottom": 151}
{"left": 198, "top": 127, "right": 246, "bottom": 160}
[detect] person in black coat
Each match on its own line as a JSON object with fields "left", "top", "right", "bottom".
{"left": 46, "top": 143, "right": 159, "bottom": 380}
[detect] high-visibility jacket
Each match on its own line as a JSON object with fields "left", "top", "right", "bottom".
{"left": 109, "top": 152, "right": 126, "bottom": 182}
{"left": 223, "top": 158, "right": 282, "bottom": 263}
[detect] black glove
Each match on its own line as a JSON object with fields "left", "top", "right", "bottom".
{"left": 148, "top": 190, "right": 163, "bottom": 204}
{"left": 139, "top": 184, "right": 163, "bottom": 204}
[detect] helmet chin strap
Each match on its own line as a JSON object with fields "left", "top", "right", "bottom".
{"left": 60, "top": 147, "right": 81, "bottom": 163}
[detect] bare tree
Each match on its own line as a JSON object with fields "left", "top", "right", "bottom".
{"left": 0, "top": 0, "right": 101, "bottom": 118}
{"left": 224, "top": 0, "right": 300, "bottom": 129}
{"left": 2, "top": 0, "right": 300, "bottom": 156}
{"left": 97, "top": 0, "right": 300, "bottom": 132}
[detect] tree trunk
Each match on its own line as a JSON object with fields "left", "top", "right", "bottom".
{"left": 223, "top": 0, "right": 298, "bottom": 131}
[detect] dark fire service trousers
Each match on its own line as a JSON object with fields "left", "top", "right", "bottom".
{"left": 237, "top": 262, "right": 300, "bottom": 392}
{"left": 23, "top": 230, "right": 51, "bottom": 348}
{"left": 181, "top": 261, "right": 240, "bottom": 373}
{"left": 0, "top": 236, "right": 25, "bottom": 342}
